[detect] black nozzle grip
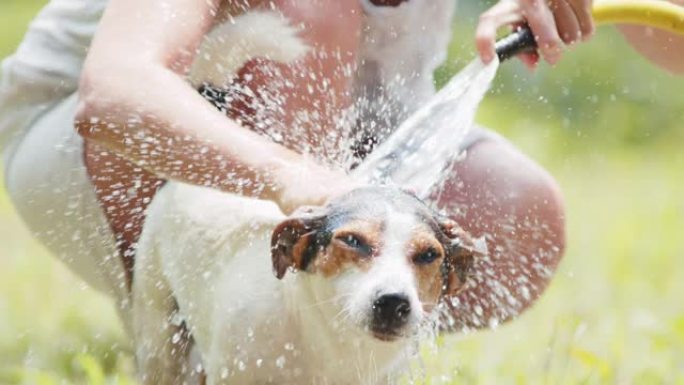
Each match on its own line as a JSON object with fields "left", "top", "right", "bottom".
{"left": 495, "top": 26, "right": 537, "bottom": 62}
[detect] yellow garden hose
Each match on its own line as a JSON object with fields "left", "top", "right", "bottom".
{"left": 495, "top": 0, "right": 684, "bottom": 60}
{"left": 593, "top": 0, "right": 684, "bottom": 34}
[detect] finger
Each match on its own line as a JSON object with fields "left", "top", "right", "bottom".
{"left": 566, "top": 0, "right": 595, "bottom": 40}
{"left": 518, "top": 51, "right": 540, "bottom": 70}
{"left": 511, "top": 22, "right": 540, "bottom": 70}
{"left": 520, "top": 0, "right": 564, "bottom": 64}
{"left": 476, "top": 0, "right": 523, "bottom": 63}
{"left": 550, "top": 0, "right": 582, "bottom": 44}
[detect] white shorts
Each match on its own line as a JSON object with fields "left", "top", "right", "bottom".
{"left": 4, "top": 93, "right": 129, "bottom": 309}
{"left": 0, "top": 0, "right": 128, "bottom": 309}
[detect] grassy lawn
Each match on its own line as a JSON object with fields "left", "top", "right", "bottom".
{"left": 1, "top": 1, "right": 683, "bottom": 384}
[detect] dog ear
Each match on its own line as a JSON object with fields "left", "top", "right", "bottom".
{"left": 270, "top": 207, "right": 330, "bottom": 279}
{"left": 438, "top": 218, "right": 487, "bottom": 297}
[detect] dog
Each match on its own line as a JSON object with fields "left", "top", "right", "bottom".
{"left": 133, "top": 184, "right": 482, "bottom": 384}
{"left": 131, "top": 9, "right": 484, "bottom": 385}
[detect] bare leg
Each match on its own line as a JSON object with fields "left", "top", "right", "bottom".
{"left": 84, "top": 141, "right": 164, "bottom": 289}
{"left": 433, "top": 137, "right": 566, "bottom": 331}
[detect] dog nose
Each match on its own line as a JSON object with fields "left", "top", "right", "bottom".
{"left": 372, "top": 294, "right": 411, "bottom": 331}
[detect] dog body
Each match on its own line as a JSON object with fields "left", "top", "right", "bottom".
{"left": 134, "top": 184, "right": 479, "bottom": 384}
{"left": 135, "top": 184, "right": 422, "bottom": 384}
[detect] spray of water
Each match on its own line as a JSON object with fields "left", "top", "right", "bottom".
{"left": 353, "top": 58, "right": 500, "bottom": 199}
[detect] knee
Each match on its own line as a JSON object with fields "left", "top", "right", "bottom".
{"left": 508, "top": 152, "right": 566, "bottom": 263}
{"left": 442, "top": 138, "right": 566, "bottom": 264}
{"left": 437, "top": 138, "right": 566, "bottom": 326}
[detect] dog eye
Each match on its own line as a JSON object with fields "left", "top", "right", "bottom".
{"left": 343, "top": 234, "right": 361, "bottom": 247}
{"left": 338, "top": 234, "right": 372, "bottom": 256}
{"left": 414, "top": 248, "right": 440, "bottom": 265}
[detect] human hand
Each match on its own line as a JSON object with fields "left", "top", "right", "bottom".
{"left": 476, "top": 0, "right": 595, "bottom": 68}
{"left": 273, "top": 161, "right": 361, "bottom": 215}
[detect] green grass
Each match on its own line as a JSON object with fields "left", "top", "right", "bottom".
{"left": 0, "top": 0, "right": 48, "bottom": 58}
{"left": 1, "top": 1, "right": 683, "bottom": 384}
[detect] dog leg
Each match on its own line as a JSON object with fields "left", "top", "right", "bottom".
{"left": 132, "top": 248, "right": 195, "bottom": 385}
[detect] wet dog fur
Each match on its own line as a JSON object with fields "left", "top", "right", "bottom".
{"left": 133, "top": 184, "right": 481, "bottom": 384}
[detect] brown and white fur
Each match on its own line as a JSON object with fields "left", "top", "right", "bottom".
{"left": 132, "top": 9, "right": 482, "bottom": 385}
{"left": 134, "top": 184, "right": 482, "bottom": 384}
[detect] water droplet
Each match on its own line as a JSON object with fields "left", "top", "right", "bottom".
{"left": 171, "top": 332, "right": 181, "bottom": 344}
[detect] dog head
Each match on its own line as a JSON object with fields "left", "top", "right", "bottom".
{"left": 270, "top": 186, "right": 484, "bottom": 341}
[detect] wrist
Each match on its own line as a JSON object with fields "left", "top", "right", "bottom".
{"left": 269, "top": 158, "right": 359, "bottom": 214}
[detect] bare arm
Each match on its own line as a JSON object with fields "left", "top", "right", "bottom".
{"left": 618, "top": 0, "right": 684, "bottom": 75}
{"left": 76, "top": 0, "right": 362, "bottom": 213}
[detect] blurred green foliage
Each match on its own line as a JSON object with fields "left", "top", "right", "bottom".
{"left": 0, "top": 0, "right": 47, "bottom": 58}
{"left": 1, "top": 1, "right": 683, "bottom": 384}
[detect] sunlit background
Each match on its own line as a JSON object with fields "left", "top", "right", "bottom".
{"left": 1, "top": 0, "right": 683, "bottom": 383}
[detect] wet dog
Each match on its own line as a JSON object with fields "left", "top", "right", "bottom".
{"left": 133, "top": 185, "right": 482, "bottom": 384}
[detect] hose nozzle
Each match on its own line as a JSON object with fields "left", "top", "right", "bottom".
{"left": 494, "top": 26, "right": 536, "bottom": 62}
